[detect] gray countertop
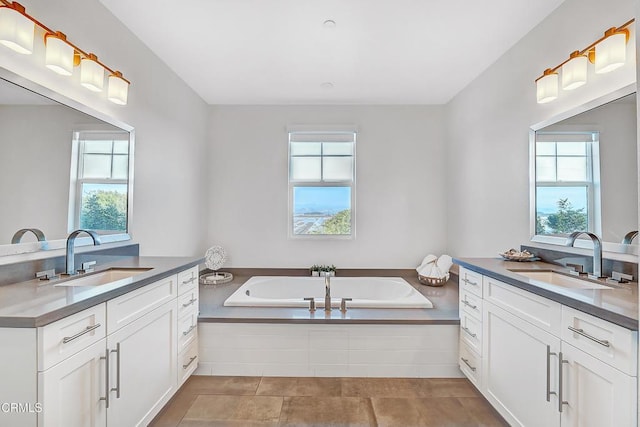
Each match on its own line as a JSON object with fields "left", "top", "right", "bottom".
{"left": 455, "top": 257, "right": 638, "bottom": 331}
{"left": 198, "top": 269, "right": 460, "bottom": 324}
{"left": 0, "top": 256, "right": 202, "bottom": 328}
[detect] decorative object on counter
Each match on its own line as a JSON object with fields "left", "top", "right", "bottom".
{"left": 416, "top": 254, "right": 452, "bottom": 287}
{"left": 201, "top": 245, "right": 233, "bottom": 285}
{"left": 309, "top": 264, "right": 336, "bottom": 276}
{"left": 499, "top": 248, "right": 540, "bottom": 262}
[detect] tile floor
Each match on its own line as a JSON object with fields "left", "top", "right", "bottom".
{"left": 150, "top": 376, "right": 508, "bottom": 427}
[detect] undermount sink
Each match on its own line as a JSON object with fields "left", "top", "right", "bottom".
{"left": 53, "top": 268, "right": 152, "bottom": 287}
{"left": 508, "top": 270, "right": 613, "bottom": 290}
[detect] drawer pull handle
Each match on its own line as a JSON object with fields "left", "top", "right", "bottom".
{"left": 462, "top": 299, "right": 477, "bottom": 310}
{"left": 182, "top": 355, "right": 198, "bottom": 370}
{"left": 183, "top": 324, "right": 197, "bottom": 336}
{"left": 567, "top": 326, "right": 610, "bottom": 347}
{"left": 62, "top": 323, "right": 101, "bottom": 344}
{"left": 99, "top": 348, "right": 110, "bottom": 408}
{"left": 462, "top": 278, "right": 478, "bottom": 286}
{"left": 111, "top": 343, "right": 121, "bottom": 398}
{"left": 546, "top": 345, "right": 557, "bottom": 402}
{"left": 461, "top": 326, "right": 477, "bottom": 338}
{"left": 182, "top": 298, "right": 197, "bottom": 308}
{"left": 558, "top": 352, "right": 569, "bottom": 412}
{"left": 182, "top": 276, "right": 197, "bottom": 285}
{"left": 460, "top": 357, "right": 476, "bottom": 372}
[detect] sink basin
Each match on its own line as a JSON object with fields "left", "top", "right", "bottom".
{"left": 54, "top": 268, "right": 152, "bottom": 287}
{"left": 509, "top": 270, "right": 613, "bottom": 290}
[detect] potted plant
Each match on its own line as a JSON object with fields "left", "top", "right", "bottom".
{"left": 310, "top": 265, "right": 320, "bottom": 276}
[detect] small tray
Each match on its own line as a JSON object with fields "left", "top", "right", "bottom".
{"left": 199, "top": 271, "right": 234, "bottom": 285}
{"left": 499, "top": 253, "right": 540, "bottom": 262}
{"left": 418, "top": 273, "right": 450, "bottom": 287}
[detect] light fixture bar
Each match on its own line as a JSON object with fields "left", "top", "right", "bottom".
{"left": 535, "top": 18, "right": 634, "bottom": 83}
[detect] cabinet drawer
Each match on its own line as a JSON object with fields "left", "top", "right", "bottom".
{"left": 178, "top": 310, "right": 198, "bottom": 353}
{"left": 459, "top": 339, "right": 481, "bottom": 388}
{"left": 177, "top": 288, "right": 199, "bottom": 318}
{"left": 107, "top": 274, "right": 177, "bottom": 334}
{"left": 562, "top": 306, "right": 638, "bottom": 376}
{"left": 459, "top": 267, "right": 483, "bottom": 297}
{"left": 178, "top": 338, "right": 198, "bottom": 387}
{"left": 460, "top": 310, "right": 482, "bottom": 353}
{"left": 459, "top": 288, "right": 482, "bottom": 320}
{"left": 38, "top": 303, "right": 106, "bottom": 371}
{"left": 483, "top": 276, "right": 561, "bottom": 336}
{"left": 177, "top": 267, "right": 199, "bottom": 296}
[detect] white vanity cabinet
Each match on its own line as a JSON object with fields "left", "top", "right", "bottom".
{"left": 176, "top": 266, "right": 199, "bottom": 386}
{"left": 457, "top": 268, "right": 638, "bottom": 427}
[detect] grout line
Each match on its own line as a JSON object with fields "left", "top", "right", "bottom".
{"left": 367, "top": 397, "right": 379, "bottom": 427}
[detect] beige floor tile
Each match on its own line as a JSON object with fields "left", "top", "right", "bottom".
{"left": 256, "top": 377, "right": 342, "bottom": 397}
{"left": 457, "top": 397, "right": 510, "bottom": 427}
{"left": 183, "top": 375, "right": 262, "bottom": 395}
{"left": 411, "top": 378, "right": 481, "bottom": 398}
{"left": 149, "top": 390, "right": 198, "bottom": 427}
{"left": 279, "top": 396, "right": 376, "bottom": 426}
{"left": 341, "top": 377, "right": 422, "bottom": 398}
{"left": 183, "top": 395, "right": 283, "bottom": 423}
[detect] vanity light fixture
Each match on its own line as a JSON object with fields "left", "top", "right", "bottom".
{"left": 535, "top": 18, "right": 634, "bottom": 104}
{"left": 0, "top": 0, "right": 130, "bottom": 104}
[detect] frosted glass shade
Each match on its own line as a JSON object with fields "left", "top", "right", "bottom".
{"left": 561, "top": 55, "right": 587, "bottom": 90}
{"left": 595, "top": 32, "right": 626, "bottom": 74}
{"left": 80, "top": 55, "right": 104, "bottom": 92}
{"left": 536, "top": 72, "right": 558, "bottom": 104}
{"left": 0, "top": 6, "right": 34, "bottom": 54}
{"left": 45, "top": 33, "right": 74, "bottom": 76}
{"left": 108, "top": 73, "right": 129, "bottom": 105}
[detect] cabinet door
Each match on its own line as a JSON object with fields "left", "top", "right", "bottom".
{"left": 560, "top": 342, "right": 637, "bottom": 427}
{"left": 483, "top": 301, "right": 561, "bottom": 427}
{"left": 106, "top": 299, "right": 177, "bottom": 427}
{"left": 38, "top": 339, "right": 107, "bottom": 427}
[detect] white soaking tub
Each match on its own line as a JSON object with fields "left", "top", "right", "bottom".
{"left": 223, "top": 276, "right": 433, "bottom": 308}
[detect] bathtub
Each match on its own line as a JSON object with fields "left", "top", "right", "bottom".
{"left": 224, "top": 276, "right": 433, "bottom": 308}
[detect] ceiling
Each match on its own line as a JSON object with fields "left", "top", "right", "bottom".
{"left": 100, "top": 0, "right": 565, "bottom": 105}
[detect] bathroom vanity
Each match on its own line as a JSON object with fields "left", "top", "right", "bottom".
{"left": 455, "top": 257, "right": 638, "bottom": 427}
{"left": 0, "top": 257, "right": 201, "bottom": 427}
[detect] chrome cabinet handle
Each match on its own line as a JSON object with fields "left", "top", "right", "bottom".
{"left": 462, "top": 278, "right": 478, "bottom": 286}
{"left": 111, "top": 343, "right": 121, "bottom": 398}
{"left": 182, "top": 298, "right": 197, "bottom": 308}
{"left": 460, "top": 357, "right": 476, "bottom": 372}
{"left": 546, "top": 345, "right": 557, "bottom": 402}
{"left": 462, "top": 299, "right": 477, "bottom": 310}
{"left": 567, "top": 326, "right": 610, "bottom": 347}
{"left": 182, "top": 276, "right": 197, "bottom": 285}
{"left": 182, "top": 355, "right": 198, "bottom": 370}
{"left": 62, "top": 323, "right": 101, "bottom": 344}
{"left": 100, "top": 348, "right": 110, "bottom": 408}
{"left": 183, "top": 324, "right": 197, "bottom": 336}
{"left": 558, "top": 352, "right": 569, "bottom": 412}
{"left": 461, "top": 326, "right": 477, "bottom": 338}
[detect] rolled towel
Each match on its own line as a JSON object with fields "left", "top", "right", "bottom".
{"left": 416, "top": 254, "right": 437, "bottom": 272}
{"left": 417, "top": 263, "right": 436, "bottom": 277}
{"left": 436, "top": 254, "right": 453, "bottom": 277}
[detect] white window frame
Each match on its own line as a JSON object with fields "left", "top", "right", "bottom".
{"left": 288, "top": 129, "right": 356, "bottom": 239}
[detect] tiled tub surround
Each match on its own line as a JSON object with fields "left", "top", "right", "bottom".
{"left": 197, "top": 269, "right": 462, "bottom": 378}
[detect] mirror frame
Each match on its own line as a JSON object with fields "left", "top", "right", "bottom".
{"left": 0, "top": 67, "right": 135, "bottom": 257}
{"left": 529, "top": 83, "right": 638, "bottom": 256}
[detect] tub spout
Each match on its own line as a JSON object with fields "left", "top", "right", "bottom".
{"left": 324, "top": 275, "right": 331, "bottom": 311}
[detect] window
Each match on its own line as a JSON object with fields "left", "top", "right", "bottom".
{"left": 288, "top": 130, "right": 356, "bottom": 237}
{"left": 535, "top": 132, "right": 600, "bottom": 236}
{"left": 70, "top": 131, "right": 130, "bottom": 234}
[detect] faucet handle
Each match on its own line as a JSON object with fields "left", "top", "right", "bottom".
{"left": 78, "top": 261, "right": 96, "bottom": 274}
{"left": 36, "top": 269, "right": 57, "bottom": 281}
{"left": 566, "top": 263, "right": 585, "bottom": 276}
{"left": 611, "top": 271, "right": 634, "bottom": 283}
{"left": 340, "top": 298, "right": 353, "bottom": 313}
{"left": 303, "top": 297, "right": 316, "bottom": 312}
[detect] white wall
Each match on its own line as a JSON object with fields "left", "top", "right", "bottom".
{"left": 208, "top": 105, "right": 447, "bottom": 268}
{"left": 445, "top": 0, "right": 636, "bottom": 257}
{"left": 0, "top": 0, "right": 209, "bottom": 256}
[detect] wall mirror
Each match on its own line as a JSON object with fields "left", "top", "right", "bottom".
{"left": 530, "top": 86, "right": 638, "bottom": 255}
{"left": 0, "top": 67, "right": 134, "bottom": 257}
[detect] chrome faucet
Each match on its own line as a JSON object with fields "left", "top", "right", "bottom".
{"left": 566, "top": 231, "right": 604, "bottom": 279}
{"left": 65, "top": 229, "right": 101, "bottom": 276}
{"left": 11, "top": 228, "right": 46, "bottom": 244}
{"left": 324, "top": 275, "right": 332, "bottom": 311}
{"left": 622, "top": 230, "right": 638, "bottom": 244}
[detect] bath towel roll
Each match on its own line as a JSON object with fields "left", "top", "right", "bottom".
{"left": 417, "top": 263, "right": 436, "bottom": 277}
{"left": 436, "top": 255, "right": 453, "bottom": 277}
{"left": 417, "top": 254, "right": 437, "bottom": 269}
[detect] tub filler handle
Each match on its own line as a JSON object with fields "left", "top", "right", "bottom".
{"left": 304, "top": 297, "right": 316, "bottom": 312}
{"left": 340, "top": 298, "right": 352, "bottom": 313}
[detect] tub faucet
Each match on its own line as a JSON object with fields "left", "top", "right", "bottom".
{"left": 65, "top": 229, "right": 101, "bottom": 276}
{"left": 324, "top": 275, "right": 332, "bottom": 311}
{"left": 566, "top": 231, "right": 603, "bottom": 279}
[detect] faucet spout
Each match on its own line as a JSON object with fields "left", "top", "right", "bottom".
{"left": 11, "top": 228, "right": 46, "bottom": 244}
{"left": 566, "top": 231, "right": 603, "bottom": 279}
{"left": 324, "top": 275, "right": 331, "bottom": 312}
{"left": 622, "top": 230, "right": 639, "bottom": 245}
{"left": 65, "top": 229, "right": 101, "bottom": 276}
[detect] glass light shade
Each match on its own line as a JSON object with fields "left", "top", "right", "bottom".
{"left": 0, "top": 6, "right": 34, "bottom": 54}
{"left": 561, "top": 55, "right": 587, "bottom": 90}
{"left": 80, "top": 55, "right": 104, "bottom": 92}
{"left": 45, "top": 34, "right": 74, "bottom": 76}
{"left": 107, "top": 73, "right": 129, "bottom": 105}
{"left": 536, "top": 72, "right": 558, "bottom": 104}
{"left": 595, "top": 32, "right": 626, "bottom": 74}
